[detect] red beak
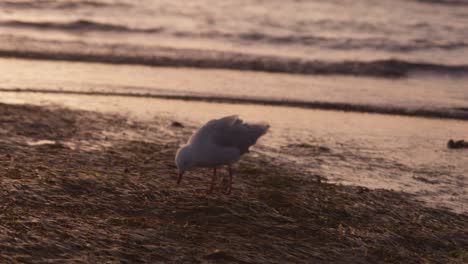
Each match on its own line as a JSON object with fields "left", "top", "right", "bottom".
{"left": 177, "top": 171, "right": 184, "bottom": 185}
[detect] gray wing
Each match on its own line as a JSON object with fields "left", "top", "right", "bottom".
{"left": 205, "top": 115, "right": 269, "bottom": 154}
{"left": 187, "top": 115, "right": 235, "bottom": 145}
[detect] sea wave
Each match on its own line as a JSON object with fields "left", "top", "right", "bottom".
{"left": 1, "top": 88, "right": 468, "bottom": 121}
{"left": 192, "top": 30, "right": 468, "bottom": 52}
{"left": 1, "top": 35, "right": 467, "bottom": 78}
{"left": 1, "top": 19, "right": 467, "bottom": 52}
{"left": 0, "top": 0, "right": 128, "bottom": 9}
{"left": 0, "top": 19, "right": 163, "bottom": 33}
{"left": 415, "top": 0, "right": 468, "bottom": 5}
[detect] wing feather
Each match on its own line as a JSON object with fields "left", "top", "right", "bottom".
{"left": 212, "top": 116, "right": 269, "bottom": 154}
{"left": 189, "top": 115, "right": 269, "bottom": 154}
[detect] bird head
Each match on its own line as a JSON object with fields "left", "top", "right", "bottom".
{"left": 175, "top": 145, "right": 195, "bottom": 184}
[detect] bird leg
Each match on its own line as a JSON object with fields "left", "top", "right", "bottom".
{"left": 221, "top": 170, "right": 228, "bottom": 186}
{"left": 207, "top": 167, "right": 217, "bottom": 194}
{"left": 177, "top": 171, "right": 183, "bottom": 185}
{"left": 226, "top": 166, "right": 233, "bottom": 194}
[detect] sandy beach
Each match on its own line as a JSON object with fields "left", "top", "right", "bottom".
{"left": 0, "top": 102, "right": 467, "bottom": 263}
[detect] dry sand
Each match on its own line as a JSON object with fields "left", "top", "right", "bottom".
{"left": 0, "top": 103, "right": 467, "bottom": 263}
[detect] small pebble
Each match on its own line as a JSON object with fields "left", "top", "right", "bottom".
{"left": 171, "top": 121, "right": 184, "bottom": 128}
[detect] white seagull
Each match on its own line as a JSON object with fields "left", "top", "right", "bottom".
{"left": 175, "top": 115, "right": 269, "bottom": 194}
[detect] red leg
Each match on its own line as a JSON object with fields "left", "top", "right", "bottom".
{"left": 226, "top": 166, "right": 233, "bottom": 194}
{"left": 177, "top": 171, "right": 183, "bottom": 185}
{"left": 208, "top": 167, "right": 216, "bottom": 194}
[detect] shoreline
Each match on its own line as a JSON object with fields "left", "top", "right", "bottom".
{"left": 0, "top": 102, "right": 467, "bottom": 263}
{"left": 2, "top": 88, "right": 468, "bottom": 121}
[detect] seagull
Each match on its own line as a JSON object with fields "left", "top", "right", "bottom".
{"left": 175, "top": 115, "right": 269, "bottom": 194}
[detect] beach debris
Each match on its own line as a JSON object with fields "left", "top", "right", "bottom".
{"left": 447, "top": 139, "right": 468, "bottom": 149}
{"left": 314, "top": 174, "right": 326, "bottom": 183}
{"left": 27, "top": 140, "right": 57, "bottom": 146}
{"left": 357, "top": 186, "right": 369, "bottom": 194}
{"left": 175, "top": 115, "right": 269, "bottom": 194}
{"left": 170, "top": 121, "right": 184, "bottom": 128}
{"left": 288, "top": 143, "right": 330, "bottom": 152}
{"left": 413, "top": 176, "right": 438, "bottom": 184}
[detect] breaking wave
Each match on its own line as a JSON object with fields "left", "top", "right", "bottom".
{"left": 2, "top": 19, "right": 468, "bottom": 52}
{"left": 0, "top": 19, "right": 163, "bottom": 33}
{"left": 0, "top": 35, "right": 467, "bottom": 78}
{"left": 415, "top": 0, "right": 468, "bottom": 5}
{"left": 0, "top": 0, "right": 129, "bottom": 9}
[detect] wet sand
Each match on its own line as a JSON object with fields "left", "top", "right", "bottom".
{"left": 2, "top": 58, "right": 467, "bottom": 113}
{"left": 0, "top": 102, "right": 467, "bottom": 263}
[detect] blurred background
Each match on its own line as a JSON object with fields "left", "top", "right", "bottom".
{"left": 1, "top": 0, "right": 468, "bottom": 110}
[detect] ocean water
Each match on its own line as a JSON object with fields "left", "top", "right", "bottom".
{"left": 1, "top": 0, "right": 468, "bottom": 70}
{"left": 0, "top": 0, "right": 467, "bottom": 212}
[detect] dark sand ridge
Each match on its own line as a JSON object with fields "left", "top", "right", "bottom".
{"left": 2, "top": 88, "right": 468, "bottom": 121}
{"left": 0, "top": 103, "right": 467, "bottom": 263}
